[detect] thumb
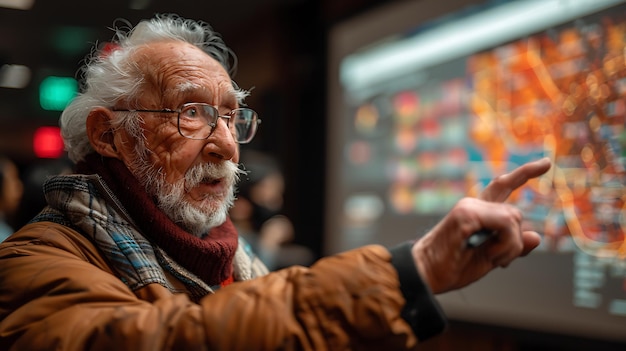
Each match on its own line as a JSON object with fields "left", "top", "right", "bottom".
{"left": 520, "top": 231, "right": 541, "bottom": 256}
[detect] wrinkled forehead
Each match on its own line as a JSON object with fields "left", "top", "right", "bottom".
{"left": 134, "top": 41, "right": 228, "bottom": 72}
{"left": 133, "top": 41, "right": 237, "bottom": 105}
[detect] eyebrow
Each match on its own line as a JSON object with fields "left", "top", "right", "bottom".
{"left": 176, "top": 81, "right": 200, "bottom": 93}
{"left": 171, "top": 82, "right": 239, "bottom": 107}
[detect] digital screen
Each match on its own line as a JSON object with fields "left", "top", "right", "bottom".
{"left": 326, "top": 0, "right": 626, "bottom": 343}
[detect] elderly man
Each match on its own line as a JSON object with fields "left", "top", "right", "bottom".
{"left": 0, "top": 14, "right": 551, "bottom": 350}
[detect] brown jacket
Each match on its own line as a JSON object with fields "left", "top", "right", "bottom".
{"left": 0, "top": 221, "right": 444, "bottom": 350}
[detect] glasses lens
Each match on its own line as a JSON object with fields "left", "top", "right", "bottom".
{"left": 178, "top": 103, "right": 218, "bottom": 139}
{"left": 233, "top": 108, "right": 258, "bottom": 143}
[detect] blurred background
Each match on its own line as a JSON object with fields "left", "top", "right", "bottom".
{"left": 2, "top": 0, "right": 626, "bottom": 350}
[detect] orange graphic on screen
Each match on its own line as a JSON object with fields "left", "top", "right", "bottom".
{"left": 467, "top": 18, "right": 626, "bottom": 259}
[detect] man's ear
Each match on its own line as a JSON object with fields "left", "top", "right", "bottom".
{"left": 86, "top": 107, "right": 120, "bottom": 159}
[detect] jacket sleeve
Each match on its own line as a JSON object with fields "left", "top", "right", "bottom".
{"left": 389, "top": 242, "right": 448, "bottom": 341}
{"left": 0, "top": 223, "right": 446, "bottom": 351}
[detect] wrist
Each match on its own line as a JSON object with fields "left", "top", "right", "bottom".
{"left": 389, "top": 241, "right": 448, "bottom": 340}
{"left": 411, "top": 238, "right": 440, "bottom": 294}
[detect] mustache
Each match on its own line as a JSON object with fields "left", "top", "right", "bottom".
{"left": 183, "top": 160, "right": 244, "bottom": 190}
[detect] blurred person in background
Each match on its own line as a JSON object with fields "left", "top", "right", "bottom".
{"left": 12, "top": 157, "right": 73, "bottom": 229}
{"left": 0, "top": 156, "right": 23, "bottom": 242}
{"left": 0, "top": 14, "right": 551, "bottom": 350}
{"left": 231, "top": 149, "right": 315, "bottom": 270}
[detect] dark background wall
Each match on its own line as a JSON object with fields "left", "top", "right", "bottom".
{"left": 212, "top": 0, "right": 412, "bottom": 260}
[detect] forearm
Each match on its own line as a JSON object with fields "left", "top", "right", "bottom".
{"left": 202, "top": 245, "right": 424, "bottom": 350}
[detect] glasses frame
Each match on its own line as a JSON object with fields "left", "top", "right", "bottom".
{"left": 111, "top": 103, "right": 261, "bottom": 144}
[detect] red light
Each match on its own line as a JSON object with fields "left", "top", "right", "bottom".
{"left": 33, "top": 126, "right": 64, "bottom": 158}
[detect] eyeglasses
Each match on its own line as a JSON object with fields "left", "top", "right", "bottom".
{"left": 112, "top": 103, "right": 261, "bottom": 144}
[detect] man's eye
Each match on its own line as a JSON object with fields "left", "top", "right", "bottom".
{"left": 185, "top": 107, "right": 199, "bottom": 117}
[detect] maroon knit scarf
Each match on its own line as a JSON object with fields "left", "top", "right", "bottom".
{"left": 76, "top": 153, "right": 237, "bottom": 286}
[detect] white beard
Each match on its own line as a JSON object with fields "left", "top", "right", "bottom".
{"left": 130, "top": 155, "right": 243, "bottom": 237}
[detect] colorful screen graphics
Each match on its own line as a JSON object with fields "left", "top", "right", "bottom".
{"left": 327, "top": 0, "right": 626, "bottom": 342}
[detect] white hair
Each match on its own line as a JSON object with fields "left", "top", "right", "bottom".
{"left": 60, "top": 13, "right": 250, "bottom": 163}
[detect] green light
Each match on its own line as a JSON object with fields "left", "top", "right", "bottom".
{"left": 39, "top": 76, "right": 78, "bottom": 111}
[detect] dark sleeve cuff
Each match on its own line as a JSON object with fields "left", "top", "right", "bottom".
{"left": 389, "top": 241, "right": 448, "bottom": 341}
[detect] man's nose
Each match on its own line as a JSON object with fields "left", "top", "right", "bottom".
{"left": 202, "top": 117, "right": 237, "bottom": 161}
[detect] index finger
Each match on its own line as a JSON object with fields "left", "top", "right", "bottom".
{"left": 478, "top": 157, "right": 552, "bottom": 203}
